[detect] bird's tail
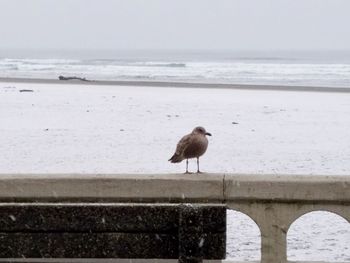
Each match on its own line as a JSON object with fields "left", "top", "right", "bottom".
{"left": 168, "top": 154, "right": 183, "bottom": 163}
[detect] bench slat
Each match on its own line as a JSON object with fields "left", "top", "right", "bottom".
{"left": 0, "top": 204, "right": 225, "bottom": 233}
{"left": 0, "top": 232, "right": 225, "bottom": 259}
{"left": 0, "top": 233, "right": 177, "bottom": 258}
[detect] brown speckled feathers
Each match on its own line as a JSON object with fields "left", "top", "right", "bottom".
{"left": 169, "top": 127, "right": 210, "bottom": 163}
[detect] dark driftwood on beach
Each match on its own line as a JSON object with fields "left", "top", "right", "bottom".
{"left": 19, "top": 89, "right": 34, "bottom": 92}
{"left": 58, "top": 75, "right": 89, "bottom": 81}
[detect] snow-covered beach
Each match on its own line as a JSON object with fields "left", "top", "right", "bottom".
{"left": 1, "top": 80, "right": 349, "bottom": 175}
{"left": 1, "top": 80, "right": 350, "bottom": 261}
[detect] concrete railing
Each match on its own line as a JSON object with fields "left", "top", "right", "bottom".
{"left": 0, "top": 173, "right": 349, "bottom": 263}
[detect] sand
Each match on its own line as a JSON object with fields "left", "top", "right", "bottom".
{"left": 1, "top": 77, "right": 350, "bottom": 93}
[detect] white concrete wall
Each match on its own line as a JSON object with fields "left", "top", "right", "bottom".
{"left": 0, "top": 173, "right": 349, "bottom": 263}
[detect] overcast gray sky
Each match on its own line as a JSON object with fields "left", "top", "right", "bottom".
{"left": 1, "top": 0, "right": 350, "bottom": 51}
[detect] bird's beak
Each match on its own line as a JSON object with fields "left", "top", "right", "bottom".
{"left": 206, "top": 132, "right": 212, "bottom": 136}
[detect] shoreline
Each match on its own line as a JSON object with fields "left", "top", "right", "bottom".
{"left": 1, "top": 77, "right": 350, "bottom": 93}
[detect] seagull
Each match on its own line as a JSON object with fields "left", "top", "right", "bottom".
{"left": 169, "top": 126, "right": 212, "bottom": 173}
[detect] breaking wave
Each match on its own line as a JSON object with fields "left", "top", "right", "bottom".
{"left": 0, "top": 56, "right": 350, "bottom": 88}
{"left": 133, "top": 62, "right": 186, "bottom": 68}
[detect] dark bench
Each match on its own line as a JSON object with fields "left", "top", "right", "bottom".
{"left": 0, "top": 203, "right": 226, "bottom": 262}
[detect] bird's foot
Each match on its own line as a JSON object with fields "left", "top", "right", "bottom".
{"left": 196, "top": 170, "right": 203, "bottom": 174}
{"left": 184, "top": 171, "right": 193, "bottom": 174}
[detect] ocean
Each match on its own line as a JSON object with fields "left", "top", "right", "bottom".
{"left": 1, "top": 49, "right": 350, "bottom": 88}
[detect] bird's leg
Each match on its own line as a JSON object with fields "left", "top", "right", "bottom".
{"left": 196, "top": 157, "right": 201, "bottom": 173}
{"left": 185, "top": 159, "right": 189, "bottom": 174}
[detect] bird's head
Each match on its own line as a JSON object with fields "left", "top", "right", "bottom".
{"left": 192, "top": 126, "right": 212, "bottom": 136}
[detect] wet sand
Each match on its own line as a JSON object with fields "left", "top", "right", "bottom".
{"left": 1, "top": 77, "right": 349, "bottom": 93}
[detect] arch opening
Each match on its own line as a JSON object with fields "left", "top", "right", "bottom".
{"left": 287, "top": 211, "right": 350, "bottom": 262}
{"left": 226, "top": 209, "right": 261, "bottom": 261}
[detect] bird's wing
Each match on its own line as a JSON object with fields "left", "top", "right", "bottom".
{"left": 175, "top": 134, "right": 193, "bottom": 157}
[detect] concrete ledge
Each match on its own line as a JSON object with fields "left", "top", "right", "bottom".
{"left": 224, "top": 174, "right": 350, "bottom": 203}
{"left": 0, "top": 174, "right": 224, "bottom": 202}
{"left": 0, "top": 173, "right": 349, "bottom": 203}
